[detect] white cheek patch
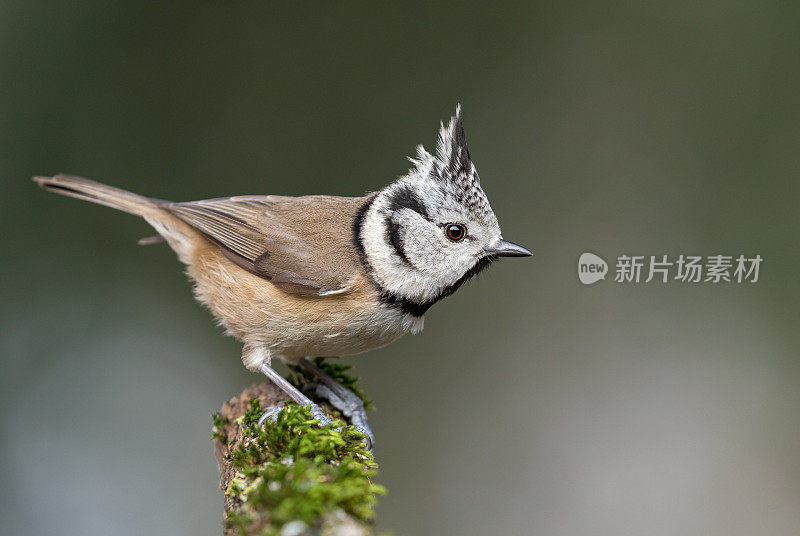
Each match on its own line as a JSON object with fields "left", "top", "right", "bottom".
{"left": 395, "top": 212, "right": 447, "bottom": 273}
{"left": 363, "top": 199, "right": 449, "bottom": 303}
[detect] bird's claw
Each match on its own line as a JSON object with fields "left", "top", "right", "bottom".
{"left": 351, "top": 425, "right": 373, "bottom": 451}
{"left": 257, "top": 405, "right": 283, "bottom": 428}
{"left": 307, "top": 402, "right": 333, "bottom": 426}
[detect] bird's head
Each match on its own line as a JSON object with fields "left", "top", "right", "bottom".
{"left": 358, "top": 105, "right": 531, "bottom": 315}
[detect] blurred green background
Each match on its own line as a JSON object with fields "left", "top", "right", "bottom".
{"left": 2, "top": 2, "right": 799, "bottom": 535}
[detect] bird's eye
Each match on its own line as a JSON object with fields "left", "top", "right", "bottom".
{"left": 445, "top": 224, "right": 466, "bottom": 242}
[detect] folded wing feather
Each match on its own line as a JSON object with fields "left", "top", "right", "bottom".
{"left": 164, "top": 195, "right": 367, "bottom": 296}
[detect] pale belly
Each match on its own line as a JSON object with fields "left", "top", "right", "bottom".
{"left": 267, "top": 304, "right": 424, "bottom": 361}
{"left": 187, "top": 244, "right": 424, "bottom": 364}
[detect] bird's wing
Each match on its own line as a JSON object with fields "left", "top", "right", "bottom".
{"left": 164, "top": 194, "right": 370, "bottom": 296}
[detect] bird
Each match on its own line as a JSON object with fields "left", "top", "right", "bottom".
{"left": 34, "top": 106, "right": 532, "bottom": 449}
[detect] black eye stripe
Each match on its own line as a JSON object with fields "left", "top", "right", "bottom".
{"left": 388, "top": 186, "right": 431, "bottom": 221}
{"left": 385, "top": 215, "right": 411, "bottom": 265}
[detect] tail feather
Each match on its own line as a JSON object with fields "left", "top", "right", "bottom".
{"left": 33, "top": 174, "right": 161, "bottom": 216}
{"left": 34, "top": 174, "right": 196, "bottom": 264}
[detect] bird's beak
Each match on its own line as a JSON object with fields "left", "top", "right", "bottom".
{"left": 485, "top": 239, "right": 532, "bottom": 258}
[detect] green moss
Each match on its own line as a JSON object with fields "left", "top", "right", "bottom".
{"left": 216, "top": 361, "right": 384, "bottom": 536}
{"left": 212, "top": 412, "right": 230, "bottom": 442}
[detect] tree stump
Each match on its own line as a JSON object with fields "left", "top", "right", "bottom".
{"left": 213, "top": 377, "right": 382, "bottom": 536}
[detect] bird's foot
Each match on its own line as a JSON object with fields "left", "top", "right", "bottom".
{"left": 304, "top": 382, "right": 374, "bottom": 451}
{"left": 257, "top": 402, "right": 333, "bottom": 427}
{"left": 254, "top": 361, "right": 373, "bottom": 451}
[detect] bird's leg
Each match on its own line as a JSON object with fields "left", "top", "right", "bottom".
{"left": 297, "top": 358, "right": 375, "bottom": 449}
{"left": 256, "top": 363, "right": 332, "bottom": 428}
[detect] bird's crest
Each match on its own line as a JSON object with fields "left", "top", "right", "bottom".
{"left": 407, "top": 105, "right": 492, "bottom": 222}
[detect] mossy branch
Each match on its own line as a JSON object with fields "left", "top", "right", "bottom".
{"left": 213, "top": 361, "right": 384, "bottom": 536}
